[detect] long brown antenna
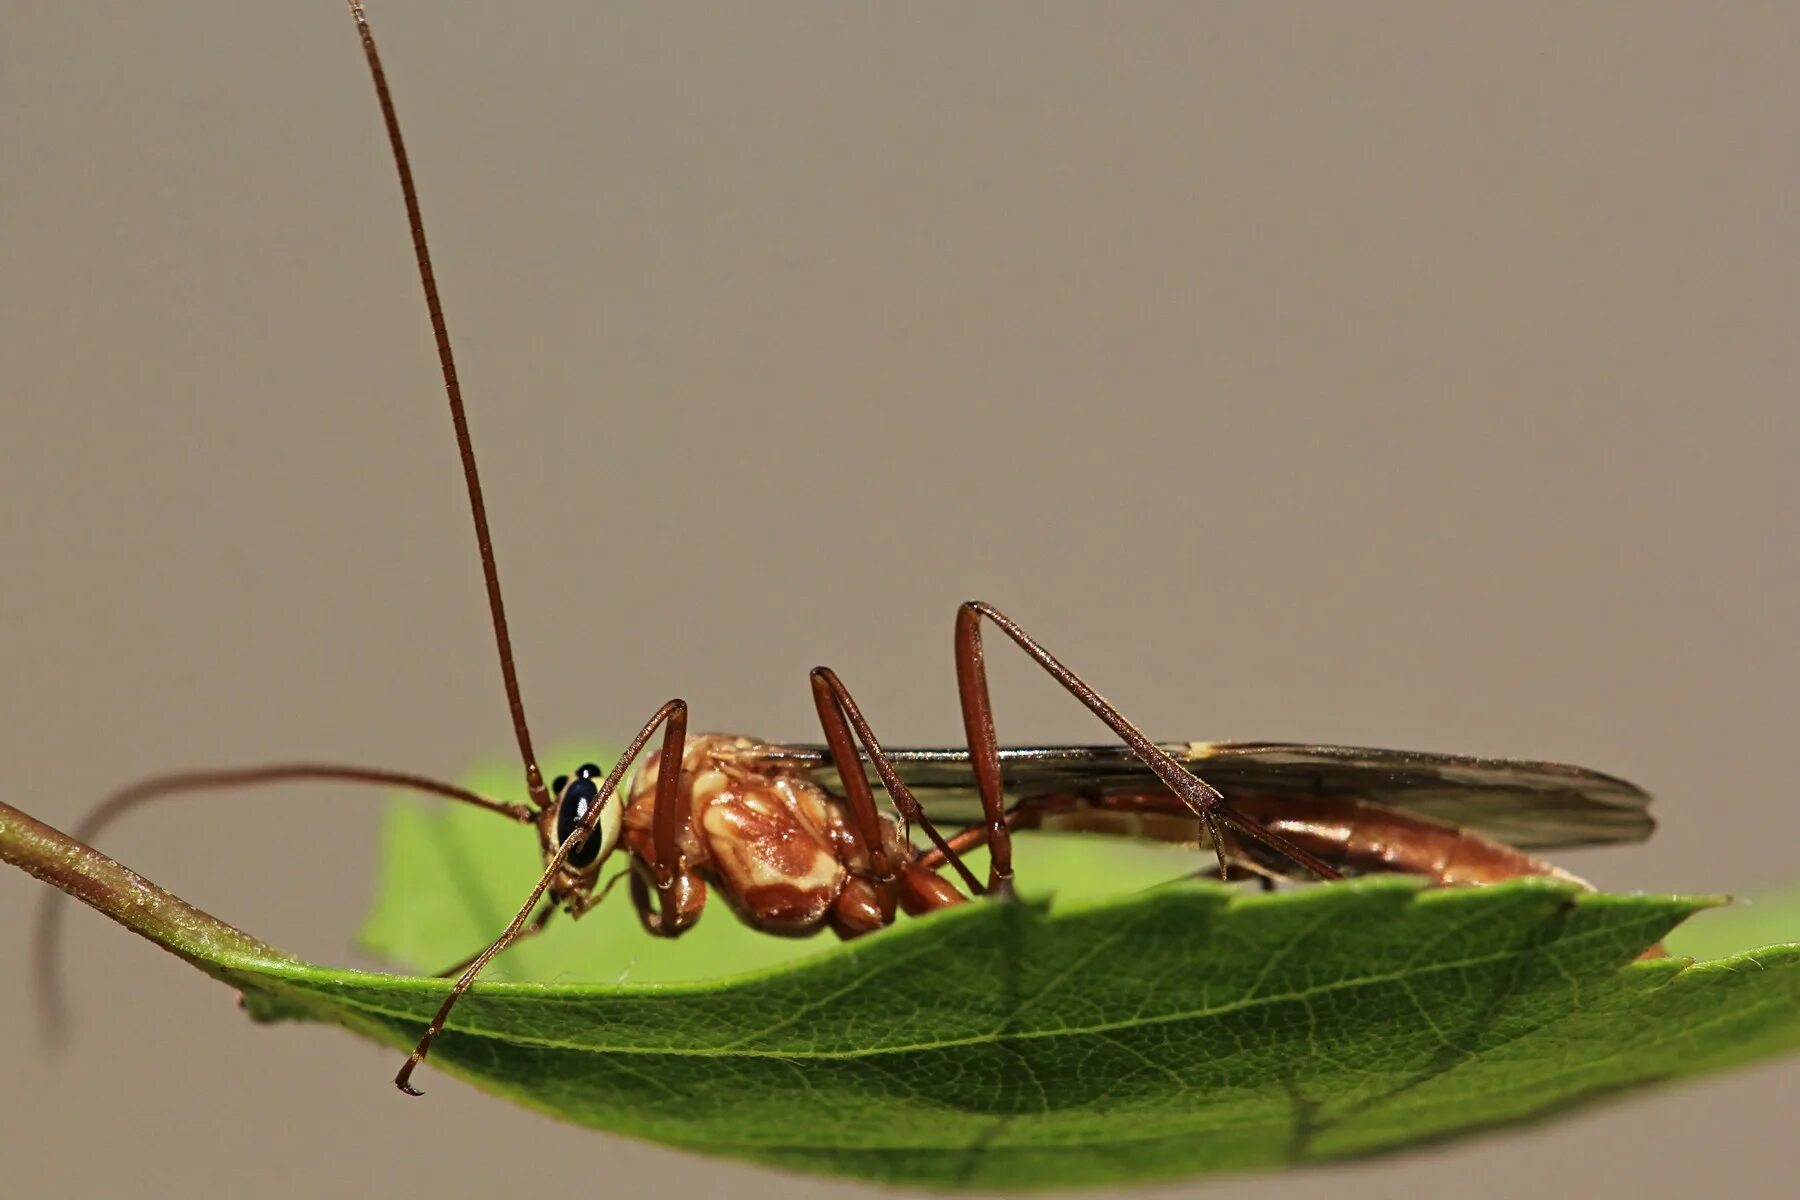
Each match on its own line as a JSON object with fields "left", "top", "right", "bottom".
{"left": 346, "top": 1, "right": 549, "bottom": 811}
{"left": 35, "top": 763, "right": 534, "bottom": 1043}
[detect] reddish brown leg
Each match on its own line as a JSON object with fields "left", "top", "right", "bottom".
{"left": 953, "top": 602, "right": 1343, "bottom": 889}
{"left": 431, "top": 863, "right": 630, "bottom": 976}
{"left": 646, "top": 700, "right": 692, "bottom": 932}
{"left": 395, "top": 698, "right": 686, "bottom": 1096}
{"left": 433, "top": 899, "right": 558, "bottom": 978}
{"left": 907, "top": 793, "right": 1283, "bottom": 899}
{"left": 894, "top": 862, "right": 972, "bottom": 916}
{"left": 809, "top": 667, "right": 984, "bottom": 898}
{"left": 912, "top": 797, "right": 1043, "bottom": 873}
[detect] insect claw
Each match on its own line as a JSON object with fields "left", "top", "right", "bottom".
{"left": 394, "top": 1064, "right": 425, "bottom": 1097}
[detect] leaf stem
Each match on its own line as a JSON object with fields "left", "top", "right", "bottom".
{"left": 0, "top": 797, "right": 294, "bottom": 973}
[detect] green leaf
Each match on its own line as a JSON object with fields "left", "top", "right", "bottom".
{"left": 1663, "top": 882, "right": 1800, "bottom": 961}
{"left": 7, "top": 754, "right": 1800, "bottom": 1192}
{"left": 351, "top": 747, "right": 1800, "bottom": 1187}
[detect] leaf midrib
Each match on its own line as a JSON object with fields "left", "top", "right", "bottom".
{"left": 246, "top": 917, "right": 1692, "bottom": 1061}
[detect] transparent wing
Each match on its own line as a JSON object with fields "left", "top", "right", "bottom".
{"left": 743, "top": 740, "right": 1653, "bottom": 852}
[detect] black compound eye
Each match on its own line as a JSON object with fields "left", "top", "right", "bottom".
{"left": 575, "top": 762, "right": 603, "bottom": 781}
{"left": 550, "top": 774, "right": 570, "bottom": 798}
{"left": 555, "top": 777, "right": 606, "bottom": 869}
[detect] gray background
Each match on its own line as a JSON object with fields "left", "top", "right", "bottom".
{"left": 3, "top": 2, "right": 1795, "bottom": 1197}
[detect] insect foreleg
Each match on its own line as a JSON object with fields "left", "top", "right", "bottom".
{"left": 642, "top": 699, "right": 694, "bottom": 933}
{"left": 431, "top": 901, "right": 559, "bottom": 979}
{"left": 394, "top": 697, "right": 686, "bottom": 1096}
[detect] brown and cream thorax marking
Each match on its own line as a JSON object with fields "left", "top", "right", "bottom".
{"left": 615, "top": 734, "right": 962, "bottom": 939}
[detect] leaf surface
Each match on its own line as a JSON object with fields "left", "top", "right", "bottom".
{"left": 348, "top": 751, "right": 1800, "bottom": 1187}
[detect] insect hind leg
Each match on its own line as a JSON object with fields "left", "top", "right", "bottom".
{"left": 951, "top": 601, "right": 1344, "bottom": 889}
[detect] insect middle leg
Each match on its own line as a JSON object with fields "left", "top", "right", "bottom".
{"left": 819, "top": 602, "right": 1343, "bottom": 898}
{"left": 810, "top": 666, "right": 984, "bottom": 906}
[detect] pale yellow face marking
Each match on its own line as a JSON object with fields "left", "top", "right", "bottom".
{"left": 587, "top": 791, "right": 623, "bottom": 863}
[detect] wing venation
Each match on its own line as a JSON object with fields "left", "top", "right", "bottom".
{"left": 743, "top": 740, "right": 1653, "bottom": 851}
